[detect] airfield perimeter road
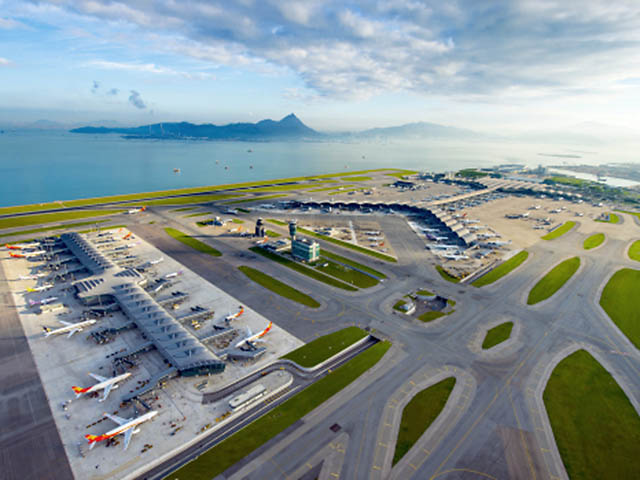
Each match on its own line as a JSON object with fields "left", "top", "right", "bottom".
{"left": 131, "top": 206, "right": 640, "bottom": 480}
{"left": 0, "top": 258, "right": 74, "bottom": 479}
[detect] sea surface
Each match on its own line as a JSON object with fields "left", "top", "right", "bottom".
{"left": 0, "top": 130, "right": 635, "bottom": 207}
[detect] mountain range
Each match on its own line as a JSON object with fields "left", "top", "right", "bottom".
{"left": 70, "top": 114, "right": 478, "bottom": 141}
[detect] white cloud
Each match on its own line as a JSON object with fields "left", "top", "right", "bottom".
{"left": 0, "top": 57, "right": 12, "bottom": 66}
{"left": 86, "top": 60, "right": 215, "bottom": 80}
{"left": 0, "top": 17, "right": 23, "bottom": 29}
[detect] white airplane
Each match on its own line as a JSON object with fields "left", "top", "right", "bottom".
{"left": 27, "top": 283, "right": 54, "bottom": 293}
{"left": 85, "top": 410, "right": 158, "bottom": 450}
{"left": 29, "top": 296, "right": 58, "bottom": 307}
{"left": 5, "top": 242, "right": 40, "bottom": 250}
{"left": 428, "top": 244, "right": 459, "bottom": 250}
{"left": 149, "top": 257, "right": 164, "bottom": 265}
{"left": 165, "top": 271, "right": 183, "bottom": 279}
{"left": 43, "top": 318, "right": 96, "bottom": 338}
{"left": 10, "top": 250, "right": 46, "bottom": 258}
{"left": 127, "top": 206, "right": 147, "bottom": 214}
{"left": 442, "top": 253, "right": 469, "bottom": 260}
{"left": 225, "top": 306, "right": 244, "bottom": 322}
{"left": 19, "top": 273, "right": 47, "bottom": 280}
{"left": 235, "top": 321, "right": 273, "bottom": 349}
{"left": 72, "top": 372, "right": 132, "bottom": 402}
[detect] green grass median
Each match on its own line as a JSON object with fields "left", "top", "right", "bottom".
{"left": 226, "top": 194, "right": 288, "bottom": 204}
{"left": 171, "top": 340, "right": 391, "bottom": 480}
{"left": 482, "top": 322, "right": 514, "bottom": 349}
{"left": 265, "top": 230, "right": 281, "bottom": 238}
{"left": 282, "top": 327, "right": 368, "bottom": 367}
{"left": 418, "top": 311, "right": 446, "bottom": 322}
{"left": 164, "top": 227, "right": 221, "bottom": 257}
{"left": 473, "top": 251, "right": 529, "bottom": 287}
{"left": 527, "top": 257, "right": 580, "bottom": 305}
{"left": 628, "top": 240, "right": 640, "bottom": 261}
{"left": 583, "top": 233, "right": 605, "bottom": 250}
{"left": 238, "top": 266, "right": 320, "bottom": 308}
{"left": 316, "top": 259, "right": 378, "bottom": 288}
{"left": 0, "top": 209, "right": 124, "bottom": 230}
{"left": 542, "top": 221, "right": 576, "bottom": 240}
{"left": 543, "top": 349, "right": 640, "bottom": 480}
{"left": 393, "top": 377, "right": 456, "bottom": 465}
{"left": 600, "top": 268, "right": 640, "bottom": 349}
{"left": 436, "top": 265, "right": 460, "bottom": 283}
{"left": 249, "top": 247, "right": 357, "bottom": 291}
{"left": 595, "top": 212, "right": 619, "bottom": 224}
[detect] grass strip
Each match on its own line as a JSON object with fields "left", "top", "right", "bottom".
{"left": 267, "top": 221, "right": 397, "bottom": 263}
{"left": 237, "top": 208, "right": 250, "bottom": 213}
{"left": 600, "top": 268, "right": 640, "bottom": 349}
{"left": 542, "top": 221, "right": 576, "bottom": 240}
{"left": 231, "top": 219, "right": 244, "bottom": 224}
{"left": 418, "top": 311, "right": 446, "bottom": 322}
{"left": 482, "top": 322, "right": 514, "bottom": 349}
{"left": 0, "top": 220, "right": 110, "bottom": 238}
{"left": 316, "top": 259, "right": 378, "bottom": 288}
{"left": 265, "top": 230, "right": 281, "bottom": 238}
{"left": 282, "top": 327, "right": 368, "bottom": 367}
{"left": 171, "top": 340, "right": 391, "bottom": 480}
{"left": 543, "top": 349, "right": 640, "bottom": 480}
{"left": 386, "top": 170, "right": 419, "bottom": 179}
{"left": 0, "top": 209, "right": 124, "bottom": 230}
{"left": 238, "top": 266, "right": 319, "bottom": 308}
{"left": 473, "top": 251, "right": 529, "bottom": 287}
{"left": 225, "top": 194, "right": 288, "bottom": 205}
{"left": 416, "top": 289, "right": 434, "bottom": 296}
{"left": 393, "top": 377, "right": 456, "bottom": 465}
{"left": 583, "top": 233, "right": 605, "bottom": 250}
{"left": 184, "top": 211, "right": 212, "bottom": 218}
{"left": 267, "top": 218, "right": 287, "bottom": 226}
{"left": 164, "top": 227, "right": 221, "bottom": 257}
{"left": 595, "top": 213, "right": 619, "bottom": 224}
{"left": 629, "top": 240, "right": 640, "bottom": 261}
{"left": 614, "top": 209, "right": 640, "bottom": 220}
{"left": 340, "top": 176, "right": 372, "bottom": 181}
{"left": 436, "top": 265, "right": 460, "bottom": 283}
{"left": 134, "top": 193, "right": 242, "bottom": 206}
{"left": 172, "top": 207, "right": 196, "bottom": 212}
{"left": 320, "top": 250, "right": 387, "bottom": 279}
{"left": 527, "top": 257, "right": 580, "bottom": 305}
{"left": 249, "top": 247, "right": 357, "bottom": 291}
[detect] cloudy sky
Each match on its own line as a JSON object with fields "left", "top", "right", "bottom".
{"left": 1, "top": 0, "right": 639, "bottom": 132}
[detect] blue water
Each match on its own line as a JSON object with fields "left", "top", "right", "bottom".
{"left": 0, "top": 130, "right": 624, "bottom": 207}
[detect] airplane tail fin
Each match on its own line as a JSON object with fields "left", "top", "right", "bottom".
{"left": 85, "top": 434, "right": 102, "bottom": 449}
{"left": 141, "top": 206, "right": 147, "bottom": 211}
{"left": 29, "top": 299, "right": 37, "bottom": 306}
{"left": 27, "top": 288, "right": 35, "bottom": 293}
{"left": 72, "top": 385, "right": 88, "bottom": 396}
{"left": 42, "top": 326, "right": 51, "bottom": 337}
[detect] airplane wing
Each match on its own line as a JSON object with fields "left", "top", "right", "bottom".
{"left": 59, "top": 320, "right": 72, "bottom": 326}
{"left": 105, "top": 413, "right": 129, "bottom": 425}
{"left": 67, "top": 329, "right": 79, "bottom": 338}
{"left": 123, "top": 428, "right": 133, "bottom": 450}
{"left": 100, "top": 383, "right": 113, "bottom": 402}
{"left": 89, "top": 373, "right": 108, "bottom": 383}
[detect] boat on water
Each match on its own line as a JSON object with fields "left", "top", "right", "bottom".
{"left": 173, "top": 168, "right": 181, "bottom": 174}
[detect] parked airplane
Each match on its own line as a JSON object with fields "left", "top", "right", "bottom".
{"left": 5, "top": 242, "right": 39, "bottom": 250}
{"left": 43, "top": 318, "right": 96, "bottom": 338}
{"left": 122, "top": 232, "right": 133, "bottom": 240}
{"left": 165, "top": 271, "right": 183, "bottom": 279}
{"left": 149, "top": 257, "right": 164, "bottom": 265}
{"left": 10, "top": 250, "right": 46, "bottom": 258}
{"left": 85, "top": 410, "right": 158, "bottom": 450}
{"left": 235, "top": 321, "right": 273, "bottom": 349}
{"left": 428, "top": 244, "right": 460, "bottom": 250}
{"left": 19, "top": 273, "right": 47, "bottom": 280}
{"left": 26, "top": 283, "right": 54, "bottom": 293}
{"left": 28, "top": 296, "right": 58, "bottom": 307}
{"left": 442, "top": 254, "right": 469, "bottom": 260}
{"left": 225, "top": 306, "right": 245, "bottom": 322}
{"left": 72, "top": 372, "right": 132, "bottom": 402}
{"left": 127, "top": 206, "right": 146, "bottom": 214}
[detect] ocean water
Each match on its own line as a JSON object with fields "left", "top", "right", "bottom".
{"left": 0, "top": 130, "right": 630, "bottom": 207}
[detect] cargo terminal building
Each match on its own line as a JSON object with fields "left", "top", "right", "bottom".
{"left": 60, "top": 232, "right": 226, "bottom": 378}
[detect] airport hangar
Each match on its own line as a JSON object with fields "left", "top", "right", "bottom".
{"left": 57, "top": 232, "right": 226, "bottom": 397}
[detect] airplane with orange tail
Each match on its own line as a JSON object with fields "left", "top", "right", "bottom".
{"left": 10, "top": 250, "right": 45, "bottom": 258}
{"left": 234, "top": 321, "right": 273, "bottom": 349}
{"left": 5, "top": 242, "right": 39, "bottom": 250}
{"left": 225, "top": 305, "right": 244, "bottom": 322}
{"left": 122, "top": 232, "right": 133, "bottom": 240}
{"left": 72, "top": 372, "right": 131, "bottom": 402}
{"left": 85, "top": 410, "right": 158, "bottom": 450}
{"left": 127, "top": 206, "right": 146, "bottom": 214}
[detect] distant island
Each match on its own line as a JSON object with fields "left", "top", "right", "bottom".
{"left": 71, "top": 114, "right": 480, "bottom": 142}
{"left": 71, "top": 114, "right": 320, "bottom": 141}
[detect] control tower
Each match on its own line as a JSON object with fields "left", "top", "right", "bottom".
{"left": 255, "top": 218, "right": 265, "bottom": 237}
{"left": 288, "top": 220, "right": 297, "bottom": 240}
